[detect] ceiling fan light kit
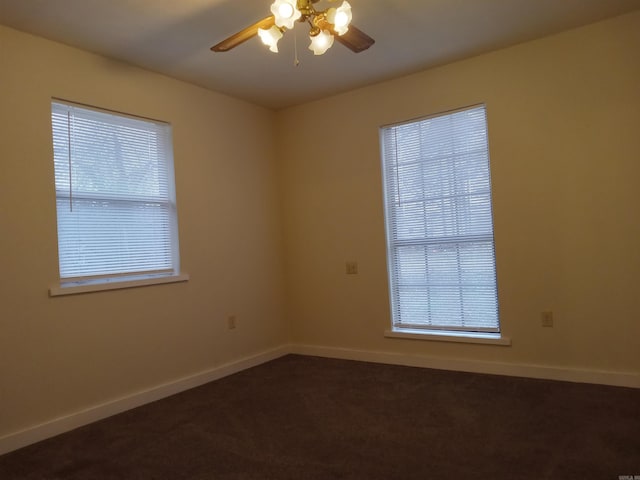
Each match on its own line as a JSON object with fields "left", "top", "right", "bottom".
{"left": 211, "top": 0, "right": 374, "bottom": 56}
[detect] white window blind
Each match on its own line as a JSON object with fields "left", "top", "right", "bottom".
{"left": 380, "top": 105, "right": 500, "bottom": 334}
{"left": 51, "top": 101, "right": 180, "bottom": 282}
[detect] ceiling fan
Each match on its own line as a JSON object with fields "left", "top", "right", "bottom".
{"left": 211, "top": 0, "right": 374, "bottom": 56}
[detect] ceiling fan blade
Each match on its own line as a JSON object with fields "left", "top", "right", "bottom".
{"left": 211, "top": 16, "right": 275, "bottom": 52}
{"left": 335, "top": 24, "right": 375, "bottom": 53}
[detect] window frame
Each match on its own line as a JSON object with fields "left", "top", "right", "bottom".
{"left": 49, "top": 99, "right": 187, "bottom": 296}
{"left": 379, "top": 104, "right": 507, "bottom": 343}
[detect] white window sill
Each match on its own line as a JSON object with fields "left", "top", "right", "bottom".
{"left": 385, "top": 328, "right": 511, "bottom": 346}
{"left": 49, "top": 273, "right": 189, "bottom": 297}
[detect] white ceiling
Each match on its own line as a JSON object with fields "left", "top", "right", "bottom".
{"left": 1, "top": 0, "right": 639, "bottom": 109}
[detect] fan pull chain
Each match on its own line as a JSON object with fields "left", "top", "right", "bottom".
{"left": 294, "top": 27, "right": 300, "bottom": 66}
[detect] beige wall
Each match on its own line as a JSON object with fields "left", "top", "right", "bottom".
{"left": 276, "top": 12, "right": 640, "bottom": 373}
{"left": 0, "top": 26, "right": 287, "bottom": 437}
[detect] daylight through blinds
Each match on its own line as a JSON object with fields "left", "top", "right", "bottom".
{"left": 51, "top": 101, "right": 178, "bottom": 280}
{"left": 380, "top": 105, "right": 499, "bottom": 332}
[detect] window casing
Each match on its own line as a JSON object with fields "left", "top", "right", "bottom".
{"left": 51, "top": 100, "right": 181, "bottom": 291}
{"left": 380, "top": 105, "right": 500, "bottom": 336}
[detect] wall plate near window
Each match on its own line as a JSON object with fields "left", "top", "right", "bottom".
{"left": 380, "top": 104, "right": 507, "bottom": 344}
{"left": 49, "top": 100, "right": 188, "bottom": 296}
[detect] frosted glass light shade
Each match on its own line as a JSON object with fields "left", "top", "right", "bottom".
{"left": 327, "top": 1, "right": 352, "bottom": 35}
{"left": 258, "top": 25, "right": 283, "bottom": 52}
{"left": 271, "top": 0, "right": 301, "bottom": 29}
{"left": 309, "top": 30, "right": 334, "bottom": 55}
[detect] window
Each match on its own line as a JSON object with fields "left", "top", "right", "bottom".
{"left": 380, "top": 105, "right": 501, "bottom": 339}
{"left": 50, "top": 100, "right": 185, "bottom": 295}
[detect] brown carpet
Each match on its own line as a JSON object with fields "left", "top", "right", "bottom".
{"left": 0, "top": 354, "right": 638, "bottom": 479}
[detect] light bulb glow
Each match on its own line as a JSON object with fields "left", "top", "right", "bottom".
{"left": 258, "top": 25, "right": 283, "bottom": 53}
{"left": 334, "top": 11, "right": 348, "bottom": 28}
{"left": 278, "top": 3, "right": 294, "bottom": 18}
{"left": 309, "top": 30, "right": 334, "bottom": 55}
{"left": 327, "top": 1, "right": 352, "bottom": 35}
{"left": 270, "top": 0, "right": 301, "bottom": 29}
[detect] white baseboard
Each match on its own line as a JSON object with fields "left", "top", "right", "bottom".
{"left": 290, "top": 344, "right": 640, "bottom": 389}
{"left": 0, "top": 345, "right": 289, "bottom": 456}
{"left": 2, "top": 342, "right": 637, "bottom": 456}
